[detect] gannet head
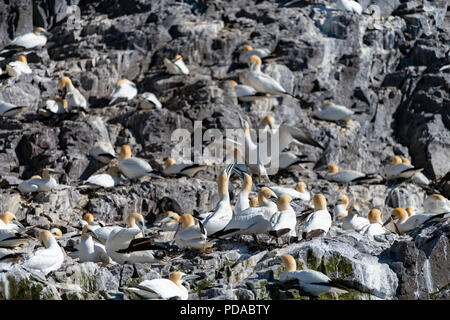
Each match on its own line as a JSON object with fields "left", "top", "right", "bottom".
{"left": 243, "top": 45, "right": 253, "bottom": 53}
{"left": 83, "top": 213, "right": 94, "bottom": 223}
{"left": 262, "top": 115, "right": 275, "bottom": 130}
{"left": 218, "top": 170, "right": 229, "bottom": 199}
{"left": 179, "top": 213, "right": 195, "bottom": 229}
{"left": 337, "top": 194, "right": 349, "bottom": 207}
{"left": 277, "top": 194, "right": 292, "bottom": 211}
{"left": 406, "top": 207, "right": 415, "bottom": 217}
{"left": 107, "top": 166, "right": 120, "bottom": 175}
{"left": 165, "top": 157, "right": 176, "bottom": 169}
{"left": 347, "top": 204, "right": 360, "bottom": 217}
{"left": 39, "top": 230, "right": 55, "bottom": 248}
{"left": 392, "top": 156, "right": 402, "bottom": 165}
{"left": 391, "top": 208, "right": 408, "bottom": 222}
{"left": 169, "top": 271, "right": 184, "bottom": 287}
{"left": 229, "top": 80, "right": 238, "bottom": 87}
{"left": 17, "top": 55, "right": 27, "bottom": 64}
{"left": 120, "top": 145, "right": 132, "bottom": 159}
{"left": 258, "top": 187, "right": 277, "bottom": 204}
{"left": 313, "top": 194, "right": 327, "bottom": 211}
{"left": 248, "top": 55, "right": 262, "bottom": 70}
{"left": 174, "top": 55, "right": 183, "bottom": 61}
{"left": 54, "top": 96, "right": 68, "bottom": 108}
{"left": 163, "top": 211, "right": 180, "bottom": 222}
{"left": 58, "top": 76, "right": 73, "bottom": 89}
{"left": 33, "top": 27, "right": 51, "bottom": 36}
{"left": 327, "top": 164, "right": 339, "bottom": 174}
{"left": 50, "top": 228, "right": 63, "bottom": 238}
{"left": 429, "top": 194, "right": 446, "bottom": 202}
{"left": 41, "top": 168, "right": 63, "bottom": 179}
{"left": 1, "top": 211, "right": 17, "bottom": 224}
{"left": 249, "top": 197, "right": 259, "bottom": 207}
{"left": 323, "top": 101, "right": 334, "bottom": 108}
{"left": 281, "top": 254, "right": 296, "bottom": 272}
{"left": 401, "top": 157, "right": 411, "bottom": 165}
{"left": 126, "top": 212, "right": 145, "bottom": 227}
{"left": 368, "top": 209, "right": 382, "bottom": 224}
{"left": 243, "top": 173, "right": 252, "bottom": 194}
{"left": 295, "top": 182, "right": 306, "bottom": 193}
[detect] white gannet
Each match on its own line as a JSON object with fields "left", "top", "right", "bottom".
{"left": 324, "top": 164, "right": 371, "bottom": 183}
{"left": 83, "top": 166, "right": 120, "bottom": 189}
{"left": 386, "top": 156, "right": 423, "bottom": 180}
{"left": 302, "top": 194, "right": 332, "bottom": 240}
{"left": 0, "top": 101, "right": 28, "bottom": 117}
{"left": 125, "top": 213, "right": 146, "bottom": 238}
{"left": 0, "top": 229, "right": 32, "bottom": 248}
{"left": 201, "top": 165, "right": 234, "bottom": 235}
{"left": 228, "top": 80, "right": 267, "bottom": 102}
{"left": 58, "top": 76, "right": 88, "bottom": 111}
{"left": 79, "top": 225, "right": 111, "bottom": 264}
{"left": 423, "top": 194, "right": 450, "bottom": 214}
{"left": 242, "top": 120, "right": 270, "bottom": 180}
{"left": 109, "top": 79, "right": 138, "bottom": 105}
{"left": 81, "top": 213, "right": 121, "bottom": 245}
{"left": 340, "top": 204, "right": 370, "bottom": 232}
{"left": 239, "top": 45, "right": 272, "bottom": 63}
{"left": 334, "top": 194, "right": 350, "bottom": 222}
{"left": 280, "top": 254, "right": 347, "bottom": 296}
{"left": 21, "top": 230, "right": 64, "bottom": 275}
{"left": 124, "top": 271, "right": 188, "bottom": 300}
{"left": 138, "top": 92, "right": 162, "bottom": 109}
{"left": 41, "top": 96, "right": 67, "bottom": 115}
{"left": 158, "top": 211, "right": 181, "bottom": 232}
{"left": 7, "top": 27, "right": 51, "bottom": 50}
{"left": 89, "top": 141, "right": 116, "bottom": 164}
{"left": 164, "top": 55, "right": 189, "bottom": 75}
{"left": 0, "top": 212, "right": 24, "bottom": 231}
{"left": 18, "top": 168, "right": 63, "bottom": 193}
{"left": 383, "top": 208, "right": 444, "bottom": 234}
{"left": 163, "top": 157, "right": 206, "bottom": 177}
{"left": 269, "top": 182, "right": 310, "bottom": 202}
{"left": 6, "top": 55, "right": 32, "bottom": 77}
{"left": 359, "top": 209, "right": 387, "bottom": 239}
{"left": 174, "top": 214, "right": 214, "bottom": 251}
{"left": 247, "top": 55, "right": 292, "bottom": 97}
{"left": 314, "top": 101, "right": 356, "bottom": 122}
{"left": 118, "top": 144, "right": 153, "bottom": 180}
{"left": 233, "top": 171, "right": 252, "bottom": 216}
{"left": 401, "top": 158, "right": 430, "bottom": 186}
{"left": 269, "top": 195, "right": 297, "bottom": 241}
{"left": 336, "top": 0, "right": 362, "bottom": 14}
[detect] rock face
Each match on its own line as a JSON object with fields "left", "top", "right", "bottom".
{"left": 0, "top": 0, "right": 449, "bottom": 300}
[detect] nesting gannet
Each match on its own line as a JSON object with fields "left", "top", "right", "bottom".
{"left": 359, "top": 209, "right": 386, "bottom": 239}
{"left": 124, "top": 272, "right": 188, "bottom": 300}
{"left": 280, "top": 254, "right": 347, "bottom": 296}
{"left": 201, "top": 165, "right": 234, "bottom": 234}
{"left": 324, "top": 164, "right": 371, "bottom": 183}
{"left": 118, "top": 145, "right": 153, "bottom": 180}
{"left": 386, "top": 156, "right": 423, "bottom": 180}
{"left": 83, "top": 167, "right": 120, "bottom": 189}
{"left": 21, "top": 230, "right": 64, "bottom": 275}
{"left": 242, "top": 120, "right": 270, "bottom": 180}
{"left": 340, "top": 205, "right": 370, "bottom": 232}
{"left": 125, "top": 213, "right": 146, "bottom": 238}
{"left": 109, "top": 79, "right": 138, "bottom": 105}
{"left": 229, "top": 80, "right": 267, "bottom": 102}
{"left": 270, "top": 182, "right": 310, "bottom": 202}
{"left": 239, "top": 45, "right": 272, "bottom": 63}
{"left": 269, "top": 195, "right": 297, "bottom": 241}
{"left": 334, "top": 194, "right": 350, "bottom": 222}
{"left": 403, "top": 157, "right": 431, "bottom": 187}
{"left": 249, "top": 197, "right": 259, "bottom": 207}
{"left": 79, "top": 225, "right": 110, "bottom": 264}
{"left": 138, "top": 92, "right": 162, "bottom": 109}
{"left": 302, "top": 194, "right": 332, "bottom": 240}
{"left": 163, "top": 157, "right": 206, "bottom": 177}
{"left": 164, "top": 55, "right": 189, "bottom": 75}
{"left": 337, "top": 0, "right": 362, "bottom": 14}
{"left": 6, "top": 55, "right": 32, "bottom": 77}
{"left": 18, "top": 169, "right": 63, "bottom": 193}
{"left": 6, "top": 27, "right": 51, "bottom": 50}
{"left": 0, "top": 229, "right": 32, "bottom": 248}
{"left": 383, "top": 208, "right": 445, "bottom": 234}
{"left": 58, "top": 76, "right": 88, "bottom": 111}
{"left": 158, "top": 211, "right": 181, "bottom": 231}
{"left": 174, "top": 214, "right": 214, "bottom": 251}
{"left": 89, "top": 141, "right": 116, "bottom": 164}
{"left": 41, "top": 96, "right": 68, "bottom": 115}
{"left": 247, "top": 55, "right": 292, "bottom": 97}
{"left": 423, "top": 194, "right": 450, "bottom": 214}
{"left": 0, "top": 212, "right": 24, "bottom": 231}
{"left": 0, "top": 101, "right": 28, "bottom": 117}
{"left": 233, "top": 171, "right": 252, "bottom": 216}
{"left": 314, "top": 101, "right": 356, "bottom": 122}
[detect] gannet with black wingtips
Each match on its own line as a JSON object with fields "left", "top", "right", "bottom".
{"left": 18, "top": 168, "right": 63, "bottom": 193}
{"left": 386, "top": 156, "right": 423, "bottom": 180}
{"left": 401, "top": 158, "right": 430, "bottom": 187}
{"left": 20, "top": 230, "right": 64, "bottom": 275}
{"left": 124, "top": 271, "right": 189, "bottom": 300}
{"left": 359, "top": 209, "right": 387, "bottom": 239}
{"left": 118, "top": 144, "right": 153, "bottom": 180}
{"left": 6, "top": 27, "right": 51, "bottom": 50}
{"left": 0, "top": 212, "right": 24, "bottom": 231}
{"left": 138, "top": 92, "right": 162, "bottom": 109}
{"left": 0, "top": 228, "right": 32, "bottom": 248}
{"left": 79, "top": 225, "right": 111, "bottom": 264}
{"left": 313, "top": 101, "right": 356, "bottom": 122}
{"left": 239, "top": 45, "right": 272, "bottom": 63}
{"left": 269, "top": 182, "right": 310, "bottom": 202}
{"left": 337, "top": 0, "right": 362, "bottom": 14}
{"left": 0, "top": 101, "right": 28, "bottom": 117}
{"left": 41, "top": 96, "right": 67, "bottom": 115}
{"left": 80, "top": 213, "right": 121, "bottom": 245}
{"left": 89, "top": 141, "right": 116, "bottom": 164}
{"left": 269, "top": 195, "right": 297, "bottom": 242}
{"left": 334, "top": 194, "right": 350, "bottom": 222}
{"left": 174, "top": 214, "right": 214, "bottom": 251}
{"left": 163, "top": 157, "right": 206, "bottom": 177}
{"left": 382, "top": 208, "right": 446, "bottom": 234}
{"left": 302, "top": 194, "right": 332, "bottom": 240}
{"left": 6, "top": 55, "right": 32, "bottom": 77}
{"left": 82, "top": 167, "right": 120, "bottom": 189}
{"left": 341, "top": 204, "right": 370, "bottom": 232}
{"left": 229, "top": 80, "right": 267, "bottom": 102}
{"left": 58, "top": 76, "right": 88, "bottom": 111}
{"left": 164, "top": 55, "right": 189, "bottom": 75}
{"left": 280, "top": 254, "right": 347, "bottom": 296}
{"left": 109, "top": 79, "right": 138, "bottom": 105}
{"left": 233, "top": 171, "right": 252, "bottom": 216}
{"left": 324, "top": 164, "right": 372, "bottom": 183}
{"left": 423, "top": 194, "right": 450, "bottom": 214}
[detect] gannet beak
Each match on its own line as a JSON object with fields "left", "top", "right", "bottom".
{"left": 43, "top": 31, "right": 52, "bottom": 37}
{"left": 225, "top": 163, "right": 235, "bottom": 177}
{"left": 382, "top": 216, "right": 394, "bottom": 227}
{"left": 269, "top": 195, "right": 278, "bottom": 202}
{"left": 48, "top": 169, "right": 64, "bottom": 175}
{"left": 182, "top": 274, "right": 201, "bottom": 281}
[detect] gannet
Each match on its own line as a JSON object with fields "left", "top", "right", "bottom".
{"left": 158, "top": 211, "right": 181, "bottom": 232}
{"left": 125, "top": 213, "right": 146, "bottom": 238}
{"left": 163, "top": 157, "right": 206, "bottom": 177}
{"left": 0, "top": 229, "right": 32, "bottom": 248}
{"left": 242, "top": 120, "right": 270, "bottom": 180}
{"left": 201, "top": 165, "right": 234, "bottom": 234}
{"left": 7, "top": 27, "right": 51, "bottom": 50}
{"left": 41, "top": 96, "right": 67, "bottom": 115}
{"left": 83, "top": 167, "right": 120, "bottom": 189}
{"left": 334, "top": 194, "right": 350, "bottom": 222}
{"left": 269, "top": 182, "right": 310, "bottom": 202}
{"left": 6, "top": 55, "right": 32, "bottom": 77}
{"left": 233, "top": 171, "right": 252, "bottom": 216}
{"left": 79, "top": 225, "right": 111, "bottom": 264}
{"left": 174, "top": 214, "right": 214, "bottom": 251}
{"left": 164, "top": 55, "right": 189, "bottom": 75}
{"left": 239, "top": 45, "right": 272, "bottom": 63}
{"left": 124, "top": 272, "right": 188, "bottom": 300}
{"left": 50, "top": 228, "right": 63, "bottom": 239}
{"left": 423, "top": 194, "right": 450, "bottom": 214}
{"left": 359, "top": 209, "right": 386, "bottom": 239}
{"left": 58, "top": 76, "right": 88, "bottom": 111}
{"left": 336, "top": 0, "right": 362, "bottom": 14}
{"left": 314, "top": 101, "right": 356, "bottom": 122}
{"left": 247, "top": 55, "right": 292, "bottom": 97}
{"left": 82, "top": 218, "right": 121, "bottom": 245}
{"left": 0, "top": 101, "right": 27, "bottom": 117}
{"left": 18, "top": 168, "right": 63, "bottom": 193}
{"left": 340, "top": 204, "right": 370, "bottom": 231}
{"left": 249, "top": 197, "right": 259, "bottom": 207}
{"left": 404, "top": 157, "right": 430, "bottom": 187}
{"left": 302, "top": 194, "right": 332, "bottom": 240}
{"left": 118, "top": 144, "right": 153, "bottom": 180}
{"left": 324, "top": 164, "right": 371, "bottom": 183}
{"left": 383, "top": 208, "right": 445, "bottom": 234}
{"left": 109, "top": 79, "right": 138, "bottom": 105}
{"left": 0, "top": 212, "right": 24, "bottom": 231}
{"left": 386, "top": 156, "right": 423, "bottom": 180}
{"left": 89, "top": 141, "right": 116, "bottom": 164}
{"left": 228, "top": 80, "right": 267, "bottom": 102}
{"left": 280, "top": 254, "right": 347, "bottom": 296}
{"left": 21, "top": 230, "right": 64, "bottom": 275}
{"left": 269, "top": 195, "right": 297, "bottom": 241}
{"left": 138, "top": 92, "right": 162, "bottom": 109}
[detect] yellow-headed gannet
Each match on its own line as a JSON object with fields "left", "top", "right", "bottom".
{"left": 174, "top": 214, "right": 214, "bottom": 251}
{"left": 58, "top": 76, "right": 88, "bottom": 111}
{"left": 302, "top": 194, "right": 332, "bottom": 240}
{"left": 340, "top": 204, "right": 370, "bottom": 231}
{"left": 164, "top": 55, "right": 189, "bottom": 75}
{"left": 118, "top": 144, "right": 153, "bottom": 180}
{"left": 109, "top": 79, "right": 138, "bottom": 105}
{"left": 6, "top": 55, "right": 32, "bottom": 77}
{"left": 89, "top": 140, "right": 116, "bottom": 164}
